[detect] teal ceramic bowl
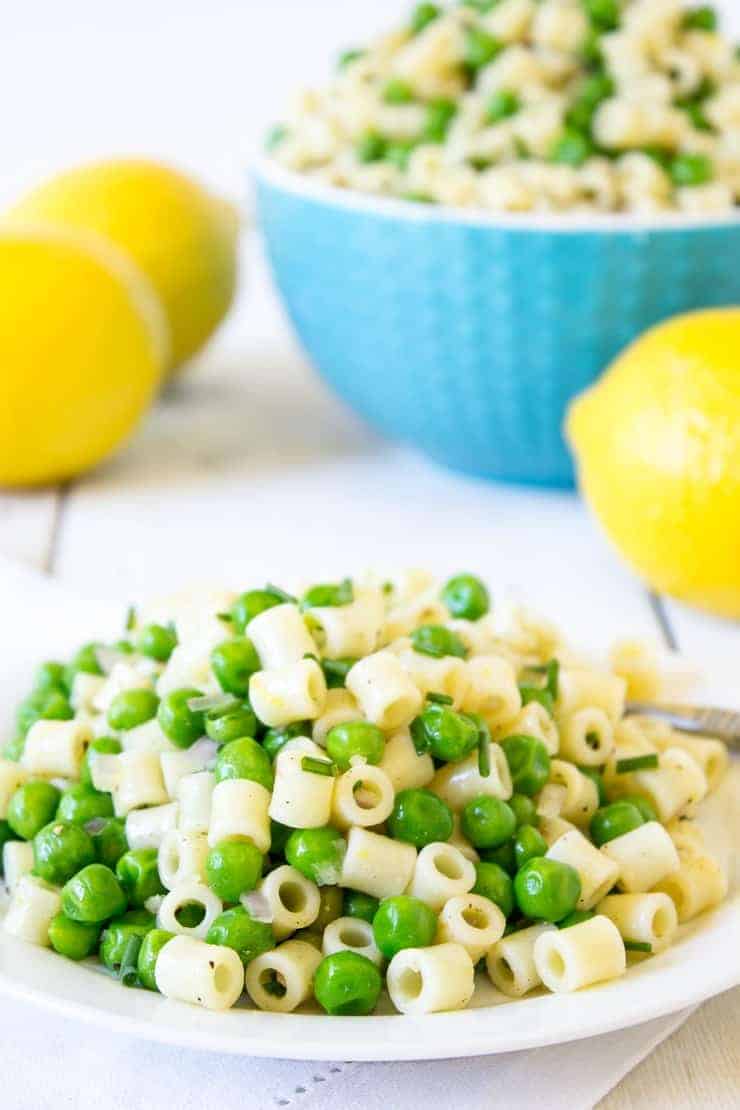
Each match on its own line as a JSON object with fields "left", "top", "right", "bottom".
{"left": 255, "top": 158, "right": 740, "bottom": 487}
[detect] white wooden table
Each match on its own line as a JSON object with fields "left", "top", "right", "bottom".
{"left": 1, "top": 239, "right": 738, "bottom": 1107}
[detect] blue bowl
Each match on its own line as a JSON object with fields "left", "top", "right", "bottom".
{"left": 255, "top": 159, "right": 740, "bottom": 487}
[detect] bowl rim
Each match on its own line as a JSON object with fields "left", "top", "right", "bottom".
{"left": 254, "top": 153, "right": 740, "bottom": 235}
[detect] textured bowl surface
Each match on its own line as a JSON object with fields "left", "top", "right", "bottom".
{"left": 255, "top": 160, "right": 740, "bottom": 487}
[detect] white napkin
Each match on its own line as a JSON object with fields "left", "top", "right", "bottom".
{"left": 0, "top": 557, "right": 695, "bottom": 1110}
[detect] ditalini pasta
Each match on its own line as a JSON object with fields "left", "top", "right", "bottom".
{"left": 268, "top": 2, "right": 740, "bottom": 214}
{"left": 1, "top": 568, "right": 730, "bottom": 1017}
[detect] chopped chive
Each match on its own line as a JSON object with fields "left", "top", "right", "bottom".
{"left": 381, "top": 581, "right": 394, "bottom": 595}
{"left": 303, "top": 652, "right": 321, "bottom": 663}
{"left": 119, "top": 935, "right": 142, "bottom": 987}
{"left": 624, "top": 939, "right": 653, "bottom": 953}
{"left": 426, "top": 691, "right": 454, "bottom": 705}
{"left": 477, "top": 722, "right": 491, "bottom": 778}
{"left": 301, "top": 756, "right": 336, "bottom": 777}
{"left": 616, "top": 754, "right": 659, "bottom": 774}
{"left": 265, "top": 583, "right": 297, "bottom": 604}
{"left": 124, "top": 605, "right": 136, "bottom": 632}
{"left": 216, "top": 611, "right": 233, "bottom": 622}
{"left": 321, "top": 657, "right": 357, "bottom": 689}
{"left": 410, "top": 715, "right": 431, "bottom": 755}
{"left": 519, "top": 685, "right": 555, "bottom": 715}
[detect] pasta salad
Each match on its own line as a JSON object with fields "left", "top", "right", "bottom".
{"left": 1, "top": 571, "right": 730, "bottom": 1015}
{"left": 268, "top": 1, "right": 740, "bottom": 214}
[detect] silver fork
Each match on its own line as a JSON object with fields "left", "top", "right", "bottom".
{"left": 626, "top": 703, "right": 740, "bottom": 750}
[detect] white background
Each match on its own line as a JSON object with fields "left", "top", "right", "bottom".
{"left": 0, "top": 0, "right": 738, "bottom": 208}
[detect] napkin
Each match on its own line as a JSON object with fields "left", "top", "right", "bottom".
{"left": 0, "top": 557, "right": 695, "bottom": 1110}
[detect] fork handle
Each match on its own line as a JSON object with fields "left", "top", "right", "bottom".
{"left": 626, "top": 703, "right": 740, "bottom": 749}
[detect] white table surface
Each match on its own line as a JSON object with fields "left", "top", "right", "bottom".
{"left": 1, "top": 235, "right": 739, "bottom": 1107}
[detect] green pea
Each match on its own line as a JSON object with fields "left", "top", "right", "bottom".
{"left": 567, "top": 73, "right": 615, "bottom": 130}
{"left": 578, "top": 766, "right": 607, "bottom": 806}
{"left": 383, "top": 78, "right": 415, "bottom": 105}
{"left": 372, "top": 895, "right": 437, "bottom": 959}
{"left": 33, "top": 820, "right": 96, "bottom": 885}
{"left": 325, "top": 721, "right": 385, "bottom": 771}
{"left": 388, "top": 788, "right": 453, "bottom": 848}
{"left": 464, "top": 26, "right": 502, "bottom": 71}
{"left": 7, "top": 781, "right": 61, "bottom": 840}
{"left": 385, "top": 139, "right": 417, "bottom": 171}
{"left": 214, "top": 736, "right": 273, "bottom": 790}
{"left": 64, "top": 642, "right": 103, "bottom": 688}
{"left": 508, "top": 793, "right": 538, "bottom": 828}
{"left": 48, "top": 913, "right": 101, "bottom": 960}
{"left": 590, "top": 801, "right": 645, "bottom": 847}
{"left": 486, "top": 90, "right": 520, "bottom": 125}
{"left": 16, "top": 688, "right": 73, "bottom": 739}
{"left": 314, "top": 951, "right": 382, "bottom": 1016}
{"left": 343, "top": 890, "right": 379, "bottom": 924}
{"left": 584, "top": 0, "right": 619, "bottom": 31}
{"left": 80, "top": 736, "right": 122, "bottom": 787}
{"left": 620, "top": 794, "right": 657, "bottom": 823}
{"left": 262, "top": 722, "right": 309, "bottom": 761}
{"left": 116, "top": 848, "right": 165, "bottom": 906}
{"left": 206, "top": 838, "right": 264, "bottom": 902}
{"left": 461, "top": 796, "right": 516, "bottom": 849}
{"left": 550, "top": 129, "right": 594, "bottom": 167}
{"left": 211, "top": 639, "right": 261, "bottom": 697}
{"left": 500, "top": 735, "right": 551, "bottom": 796}
{"left": 481, "top": 840, "right": 516, "bottom": 875}
{"left": 411, "top": 703, "right": 479, "bottom": 762}
{"left": 473, "top": 861, "right": 514, "bottom": 918}
{"left": 410, "top": 2, "right": 440, "bottom": 34}
{"left": 137, "top": 928, "right": 174, "bottom": 990}
{"left": 513, "top": 824, "right": 547, "bottom": 870}
{"left": 410, "top": 624, "right": 467, "bottom": 660}
{"left": 61, "top": 863, "right": 128, "bottom": 924}
{"left": 32, "top": 661, "right": 68, "bottom": 697}
{"left": 670, "top": 153, "right": 714, "bottom": 186}
{"left": 423, "top": 99, "right": 457, "bottom": 142}
{"left": 205, "top": 702, "right": 257, "bottom": 744}
{"left": 559, "top": 909, "right": 595, "bottom": 929}
{"left": 301, "top": 579, "right": 353, "bottom": 609}
{"left": 206, "top": 905, "right": 274, "bottom": 967}
{"left": 56, "top": 785, "right": 114, "bottom": 826}
{"left": 231, "top": 589, "right": 283, "bottom": 633}
{"left": 157, "top": 687, "right": 205, "bottom": 748}
{"left": 514, "top": 858, "right": 581, "bottom": 923}
{"left": 269, "top": 819, "right": 292, "bottom": 856}
{"left": 90, "top": 817, "right": 129, "bottom": 869}
{"left": 100, "top": 910, "right": 155, "bottom": 972}
{"left": 285, "top": 827, "right": 346, "bottom": 885}
{"left": 356, "top": 131, "right": 387, "bottom": 164}
{"left": 136, "top": 623, "right": 177, "bottom": 662}
{"left": 682, "top": 5, "right": 717, "bottom": 31}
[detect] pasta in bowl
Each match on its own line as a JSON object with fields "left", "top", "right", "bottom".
{"left": 255, "top": 2, "right": 740, "bottom": 487}
{"left": 0, "top": 570, "right": 734, "bottom": 1030}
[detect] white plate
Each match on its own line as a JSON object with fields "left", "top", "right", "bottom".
{"left": 0, "top": 618, "right": 738, "bottom": 1061}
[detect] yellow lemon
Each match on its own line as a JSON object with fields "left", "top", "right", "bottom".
{"left": 0, "top": 224, "right": 167, "bottom": 486}
{"left": 7, "top": 159, "right": 239, "bottom": 372}
{"left": 567, "top": 308, "right": 740, "bottom": 618}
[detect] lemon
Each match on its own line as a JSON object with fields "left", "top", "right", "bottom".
{"left": 567, "top": 308, "right": 740, "bottom": 618}
{"left": 0, "top": 224, "right": 167, "bottom": 486}
{"left": 7, "top": 159, "right": 239, "bottom": 372}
